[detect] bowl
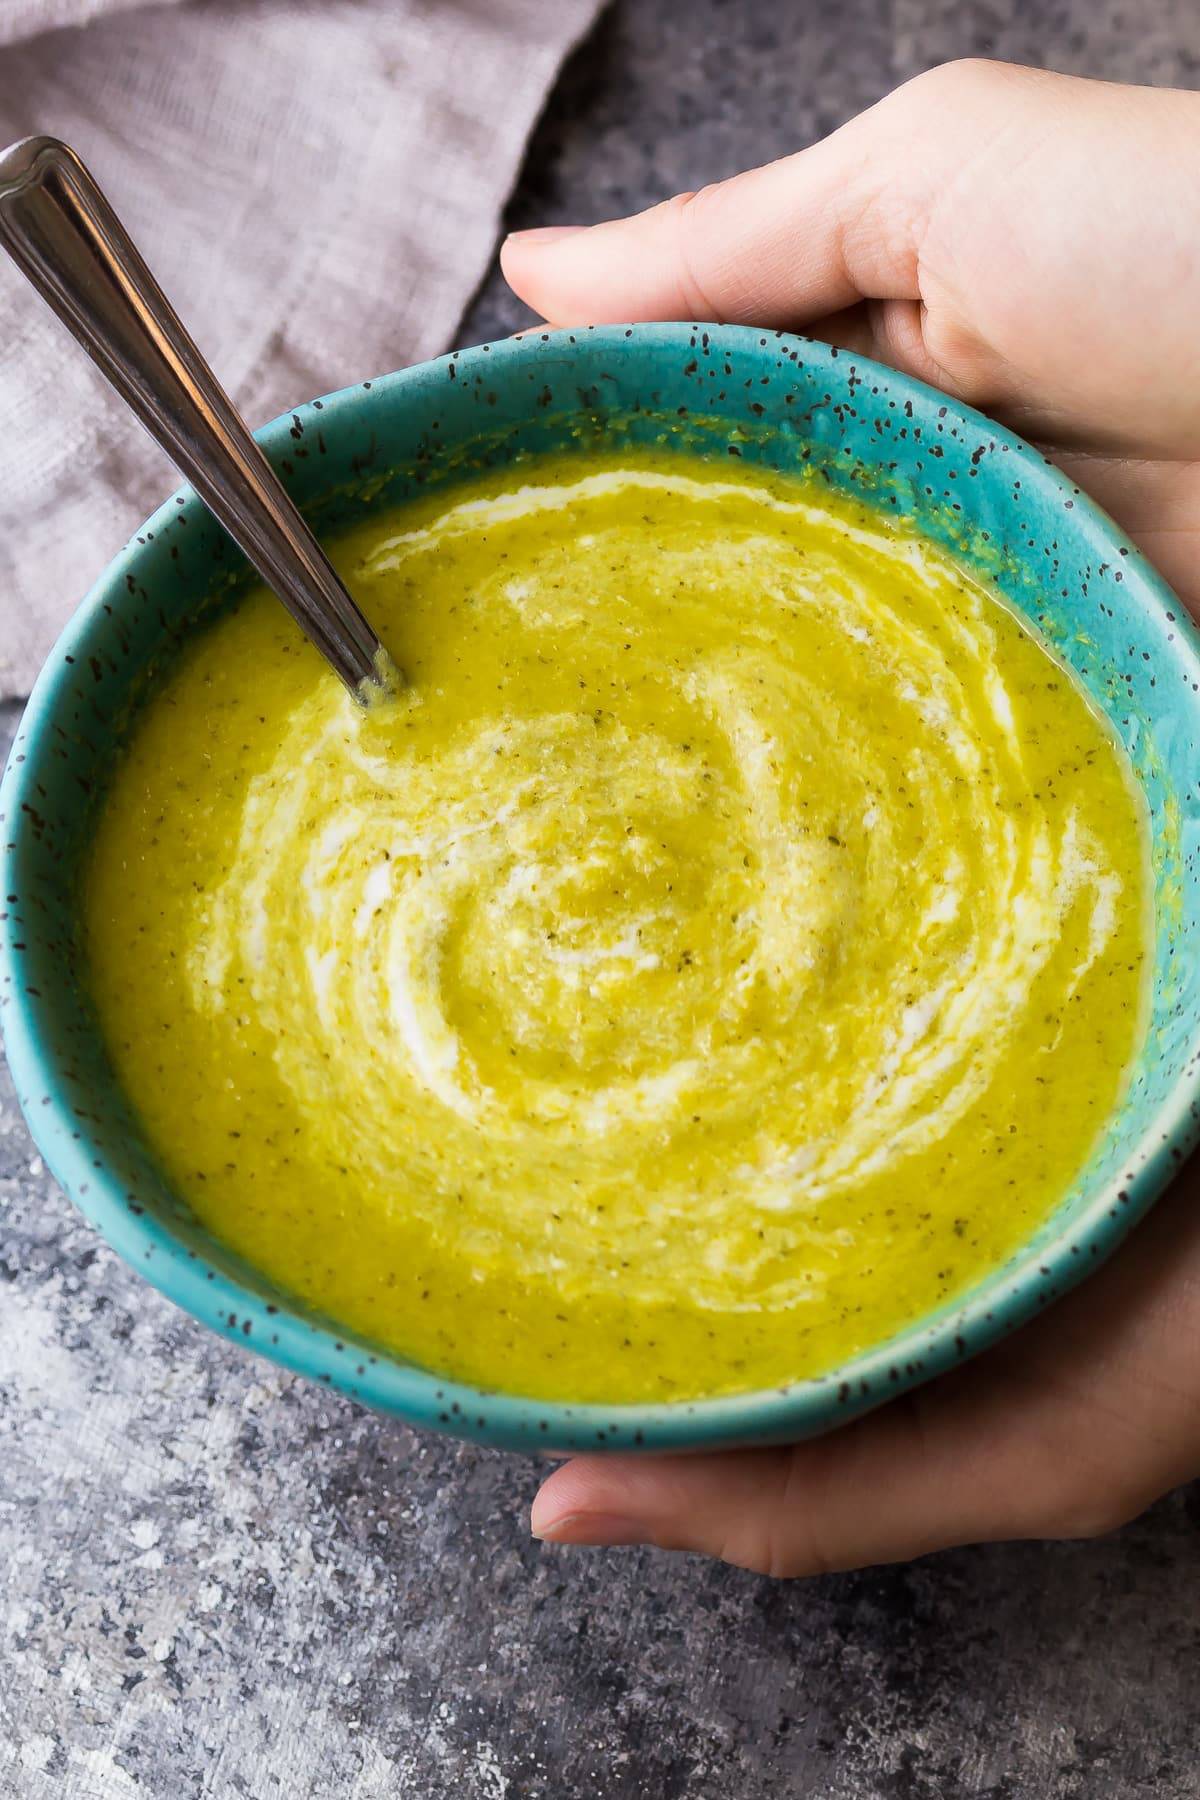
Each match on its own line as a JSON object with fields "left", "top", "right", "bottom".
{"left": 4, "top": 323, "right": 1200, "bottom": 1453}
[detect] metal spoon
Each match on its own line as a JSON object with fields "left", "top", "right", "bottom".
{"left": 0, "top": 135, "right": 394, "bottom": 700}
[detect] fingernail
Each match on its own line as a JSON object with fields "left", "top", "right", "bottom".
{"left": 531, "top": 1509, "right": 648, "bottom": 1547}
{"left": 504, "top": 225, "right": 587, "bottom": 247}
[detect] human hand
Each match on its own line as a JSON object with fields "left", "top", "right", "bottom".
{"left": 502, "top": 60, "right": 1200, "bottom": 1573}
{"left": 502, "top": 59, "right": 1200, "bottom": 617}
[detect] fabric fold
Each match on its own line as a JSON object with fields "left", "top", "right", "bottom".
{"left": 0, "top": 0, "right": 602, "bottom": 697}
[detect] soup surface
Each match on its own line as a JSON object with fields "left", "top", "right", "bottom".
{"left": 85, "top": 455, "right": 1151, "bottom": 1402}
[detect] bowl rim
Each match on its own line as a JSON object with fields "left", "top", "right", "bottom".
{"left": 4, "top": 322, "right": 1200, "bottom": 1453}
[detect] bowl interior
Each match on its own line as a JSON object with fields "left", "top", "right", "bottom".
{"left": 4, "top": 324, "right": 1200, "bottom": 1452}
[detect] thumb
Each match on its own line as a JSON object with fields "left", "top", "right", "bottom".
{"left": 528, "top": 1370, "right": 1129, "bottom": 1576}
{"left": 500, "top": 131, "right": 901, "bottom": 331}
{"left": 528, "top": 1409, "right": 986, "bottom": 1578}
{"left": 499, "top": 60, "right": 1014, "bottom": 330}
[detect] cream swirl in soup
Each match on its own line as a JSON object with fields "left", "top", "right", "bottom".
{"left": 84, "top": 457, "right": 1150, "bottom": 1401}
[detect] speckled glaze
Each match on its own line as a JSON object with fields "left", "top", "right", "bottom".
{"left": 3, "top": 324, "right": 1200, "bottom": 1453}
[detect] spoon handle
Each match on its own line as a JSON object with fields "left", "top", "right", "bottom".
{"left": 0, "top": 135, "right": 390, "bottom": 698}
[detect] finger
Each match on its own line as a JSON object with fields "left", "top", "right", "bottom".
{"left": 499, "top": 61, "right": 1036, "bottom": 332}
{"left": 500, "top": 125, "right": 908, "bottom": 330}
{"left": 530, "top": 1406, "right": 978, "bottom": 1575}
{"left": 529, "top": 1365, "right": 1134, "bottom": 1577}
{"left": 794, "top": 298, "right": 952, "bottom": 393}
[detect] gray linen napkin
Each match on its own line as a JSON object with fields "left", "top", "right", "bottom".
{"left": 0, "top": 0, "right": 602, "bottom": 698}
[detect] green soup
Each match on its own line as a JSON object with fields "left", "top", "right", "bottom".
{"left": 84, "top": 455, "right": 1152, "bottom": 1402}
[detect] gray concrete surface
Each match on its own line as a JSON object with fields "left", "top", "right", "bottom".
{"left": 4, "top": 2, "right": 1200, "bottom": 1794}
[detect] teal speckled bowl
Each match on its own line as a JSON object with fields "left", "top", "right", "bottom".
{"left": 4, "top": 324, "right": 1200, "bottom": 1452}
